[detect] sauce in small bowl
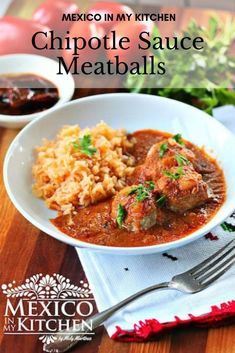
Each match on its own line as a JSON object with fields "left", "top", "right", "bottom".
{"left": 0, "top": 54, "right": 75, "bottom": 128}
{"left": 0, "top": 74, "right": 59, "bottom": 116}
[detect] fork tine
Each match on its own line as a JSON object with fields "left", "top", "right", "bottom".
{"left": 201, "top": 258, "right": 235, "bottom": 288}
{"left": 193, "top": 245, "right": 235, "bottom": 278}
{"left": 198, "top": 254, "right": 235, "bottom": 282}
{"left": 189, "top": 240, "right": 234, "bottom": 275}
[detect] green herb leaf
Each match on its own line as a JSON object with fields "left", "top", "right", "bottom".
{"left": 127, "top": 182, "right": 155, "bottom": 202}
{"left": 208, "top": 17, "right": 218, "bottom": 39}
{"left": 221, "top": 221, "right": 235, "bottom": 232}
{"left": 159, "top": 142, "right": 168, "bottom": 158}
{"left": 163, "top": 167, "right": 185, "bottom": 180}
{"left": 72, "top": 135, "right": 97, "bottom": 157}
{"left": 136, "top": 190, "right": 149, "bottom": 202}
{"left": 156, "top": 195, "right": 166, "bottom": 207}
{"left": 127, "top": 186, "right": 140, "bottom": 196}
{"left": 175, "top": 154, "right": 190, "bottom": 166}
{"left": 146, "top": 181, "right": 155, "bottom": 190}
{"left": 173, "top": 134, "right": 184, "bottom": 145}
{"left": 116, "top": 204, "right": 127, "bottom": 227}
{"left": 72, "top": 142, "right": 80, "bottom": 149}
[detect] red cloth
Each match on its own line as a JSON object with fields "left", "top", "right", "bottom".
{"left": 112, "top": 300, "right": 235, "bottom": 341}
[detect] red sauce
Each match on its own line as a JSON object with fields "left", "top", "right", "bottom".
{"left": 52, "top": 130, "right": 226, "bottom": 247}
{"left": 0, "top": 74, "right": 59, "bottom": 115}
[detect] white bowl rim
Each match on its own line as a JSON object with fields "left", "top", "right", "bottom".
{"left": 3, "top": 92, "right": 235, "bottom": 254}
{"left": 0, "top": 53, "right": 75, "bottom": 123}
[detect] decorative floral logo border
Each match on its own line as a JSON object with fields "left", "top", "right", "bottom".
{"left": 1, "top": 274, "right": 93, "bottom": 344}
{"left": 1, "top": 273, "right": 92, "bottom": 299}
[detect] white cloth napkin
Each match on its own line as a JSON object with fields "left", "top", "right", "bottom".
{"left": 76, "top": 105, "right": 235, "bottom": 337}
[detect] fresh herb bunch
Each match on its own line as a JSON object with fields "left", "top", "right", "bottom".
{"left": 126, "top": 17, "right": 235, "bottom": 115}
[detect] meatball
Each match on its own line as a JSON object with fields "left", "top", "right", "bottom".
{"left": 140, "top": 137, "right": 196, "bottom": 182}
{"left": 111, "top": 185, "right": 158, "bottom": 232}
{"left": 157, "top": 166, "right": 211, "bottom": 213}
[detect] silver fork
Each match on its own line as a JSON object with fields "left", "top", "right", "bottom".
{"left": 44, "top": 240, "right": 235, "bottom": 353}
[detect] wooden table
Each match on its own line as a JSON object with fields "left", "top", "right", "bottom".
{"left": 1, "top": 5, "right": 235, "bottom": 353}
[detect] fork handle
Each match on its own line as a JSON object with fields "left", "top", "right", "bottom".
{"left": 43, "top": 281, "right": 170, "bottom": 353}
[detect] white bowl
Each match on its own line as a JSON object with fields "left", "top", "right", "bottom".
{"left": 0, "top": 54, "right": 75, "bottom": 128}
{"left": 4, "top": 93, "right": 235, "bottom": 255}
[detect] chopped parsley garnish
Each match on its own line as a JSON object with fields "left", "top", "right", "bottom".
{"left": 175, "top": 154, "right": 190, "bottom": 166}
{"left": 146, "top": 181, "right": 155, "bottom": 190}
{"left": 163, "top": 167, "right": 185, "bottom": 180}
{"left": 127, "top": 182, "right": 155, "bottom": 202}
{"left": 136, "top": 189, "right": 150, "bottom": 202}
{"left": 72, "top": 135, "right": 97, "bottom": 157}
{"left": 156, "top": 195, "right": 166, "bottom": 207}
{"left": 173, "top": 133, "right": 184, "bottom": 145}
{"left": 159, "top": 142, "right": 168, "bottom": 158}
{"left": 116, "top": 204, "right": 127, "bottom": 227}
{"left": 127, "top": 186, "right": 140, "bottom": 196}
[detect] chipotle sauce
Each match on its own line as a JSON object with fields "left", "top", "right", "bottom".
{"left": 52, "top": 130, "right": 226, "bottom": 247}
{"left": 0, "top": 74, "right": 59, "bottom": 115}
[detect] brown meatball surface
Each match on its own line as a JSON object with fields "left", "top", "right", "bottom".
{"left": 140, "top": 137, "right": 196, "bottom": 182}
{"left": 111, "top": 185, "right": 158, "bottom": 232}
{"left": 157, "top": 166, "right": 211, "bottom": 213}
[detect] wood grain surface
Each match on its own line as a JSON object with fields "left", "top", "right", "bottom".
{"left": 0, "top": 4, "right": 235, "bottom": 353}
